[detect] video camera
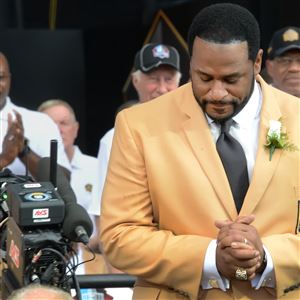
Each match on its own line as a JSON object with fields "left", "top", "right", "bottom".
{"left": 0, "top": 140, "right": 93, "bottom": 299}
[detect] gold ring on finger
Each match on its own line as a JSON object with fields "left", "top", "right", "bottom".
{"left": 235, "top": 267, "right": 247, "bottom": 280}
{"left": 8, "top": 135, "right": 15, "bottom": 141}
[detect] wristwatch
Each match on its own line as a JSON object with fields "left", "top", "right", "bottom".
{"left": 262, "top": 251, "right": 267, "bottom": 266}
{"left": 260, "top": 250, "right": 267, "bottom": 272}
{"left": 18, "top": 138, "right": 30, "bottom": 158}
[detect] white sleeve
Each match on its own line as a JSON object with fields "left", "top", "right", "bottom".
{"left": 90, "top": 130, "right": 113, "bottom": 215}
{"left": 24, "top": 112, "right": 71, "bottom": 171}
{"left": 201, "top": 239, "right": 229, "bottom": 291}
{"left": 98, "top": 136, "right": 112, "bottom": 202}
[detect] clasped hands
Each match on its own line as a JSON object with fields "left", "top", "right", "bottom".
{"left": 215, "top": 214, "right": 265, "bottom": 281}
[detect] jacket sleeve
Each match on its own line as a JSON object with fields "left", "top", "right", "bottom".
{"left": 100, "top": 111, "right": 211, "bottom": 299}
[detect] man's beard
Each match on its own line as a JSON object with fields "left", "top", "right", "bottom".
{"left": 200, "top": 98, "right": 240, "bottom": 122}
{"left": 192, "top": 77, "right": 255, "bottom": 122}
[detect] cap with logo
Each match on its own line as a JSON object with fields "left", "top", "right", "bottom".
{"left": 267, "top": 26, "right": 300, "bottom": 59}
{"left": 134, "top": 43, "right": 180, "bottom": 73}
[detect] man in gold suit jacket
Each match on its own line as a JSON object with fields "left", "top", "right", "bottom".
{"left": 100, "top": 3, "right": 300, "bottom": 299}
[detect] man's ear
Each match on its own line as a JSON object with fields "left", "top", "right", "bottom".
{"left": 132, "top": 74, "right": 139, "bottom": 90}
{"left": 265, "top": 59, "right": 274, "bottom": 78}
{"left": 254, "top": 49, "right": 263, "bottom": 75}
{"left": 74, "top": 121, "right": 79, "bottom": 139}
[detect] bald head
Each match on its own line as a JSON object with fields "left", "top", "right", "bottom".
{"left": 38, "top": 99, "right": 79, "bottom": 161}
{"left": 0, "top": 52, "right": 11, "bottom": 109}
{"left": 7, "top": 284, "right": 72, "bottom": 300}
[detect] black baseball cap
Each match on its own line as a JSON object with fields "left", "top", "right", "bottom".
{"left": 267, "top": 26, "right": 300, "bottom": 59}
{"left": 134, "top": 43, "right": 180, "bottom": 73}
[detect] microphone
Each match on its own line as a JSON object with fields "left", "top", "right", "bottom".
{"left": 36, "top": 157, "right": 93, "bottom": 244}
{"left": 62, "top": 203, "right": 93, "bottom": 244}
{"left": 50, "top": 139, "right": 58, "bottom": 188}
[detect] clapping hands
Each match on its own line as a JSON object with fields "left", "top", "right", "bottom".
{"left": 1, "top": 110, "right": 25, "bottom": 167}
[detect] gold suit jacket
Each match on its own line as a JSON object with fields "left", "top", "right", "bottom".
{"left": 100, "top": 76, "right": 300, "bottom": 299}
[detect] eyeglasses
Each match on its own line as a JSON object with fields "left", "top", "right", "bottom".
{"left": 274, "top": 56, "right": 300, "bottom": 66}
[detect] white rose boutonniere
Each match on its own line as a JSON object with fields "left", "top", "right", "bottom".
{"left": 265, "top": 119, "right": 299, "bottom": 161}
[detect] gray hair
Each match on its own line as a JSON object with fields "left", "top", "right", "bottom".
{"left": 37, "top": 99, "right": 77, "bottom": 122}
{"left": 7, "top": 284, "right": 73, "bottom": 300}
{"left": 132, "top": 69, "right": 182, "bottom": 85}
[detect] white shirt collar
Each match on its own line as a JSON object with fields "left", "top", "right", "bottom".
{"left": 206, "top": 80, "right": 262, "bottom": 127}
{"left": 0, "top": 97, "right": 13, "bottom": 119}
{"left": 71, "top": 145, "right": 83, "bottom": 169}
{"left": 233, "top": 80, "right": 262, "bottom": 129}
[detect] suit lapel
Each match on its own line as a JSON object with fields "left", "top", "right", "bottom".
{"left": 179, "top": 84, "right": 237, "bottom": 220}
{"left": 241, "top": 77, "right": 282, "bottom": 214}
{"left": 179, "top": 78, "right": 283, "bottom": 218}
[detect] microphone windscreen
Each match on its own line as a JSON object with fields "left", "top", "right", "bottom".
{"left": 36, "top": 157, "right": 76, "bottom": 206}
{"left": 37, "top": 157, "right": 93, "bottom": 242}
{"left": 62, "top": 203, "right": 93, "bottom": 241}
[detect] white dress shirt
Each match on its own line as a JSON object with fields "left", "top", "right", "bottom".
{"left": 70, "top": 146, "right": 100, "bottom": 218}
{"left": 201, "top": 81, "right": 275, "bottom": 290}
{"left": 70, "top": 146, "right": 100, "bottom": 276}
{"left": 91, "top": 127, "right": 114, "bottom": 215}
{"left": 0, "top": 97, "right": 70, "bottom": 174}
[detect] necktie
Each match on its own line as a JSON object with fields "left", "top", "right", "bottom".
{"left": 216, "top": 119, "right": 249, "bottom": 212}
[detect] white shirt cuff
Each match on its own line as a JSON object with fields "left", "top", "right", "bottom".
{"left": 201, "top": 239, "right": 229, "bottom": 291}
{"left": 251, "top": 246, "right": 275, "bottom": 289}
